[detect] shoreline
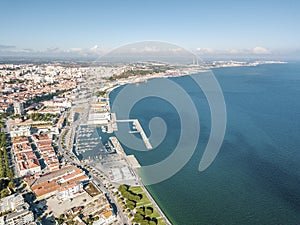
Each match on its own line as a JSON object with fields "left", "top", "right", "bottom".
{"left": 141, "top": 183, "right": 173, "bottom": 225}
{"left": 103, "top": 61, "right": 287, "bottom": 225}
{"left": 107, "top": 86, "right": 173, "bottom": 225}
{"left": 108, "top": 136, "right": 172, "bottom": 224}
{"left": 104, "top": 60, "right": 288, "bottom": 99}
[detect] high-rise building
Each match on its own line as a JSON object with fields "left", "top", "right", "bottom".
{"left": 13, "top": 102, "right": 24, "bottom": 115}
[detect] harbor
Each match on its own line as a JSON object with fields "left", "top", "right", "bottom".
{"left": 116, "top": 119, "right": 153, "bottom": 150}
{"left": 71, "top": 86, "right": 170, "bottom": 224}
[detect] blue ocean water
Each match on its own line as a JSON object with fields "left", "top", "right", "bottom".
{"left": 109, "top": 62, "right": 300, "bottom": 225}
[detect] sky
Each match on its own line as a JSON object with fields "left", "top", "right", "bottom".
{"left": 0, "top": 0, "right": 300, "bottom": 58}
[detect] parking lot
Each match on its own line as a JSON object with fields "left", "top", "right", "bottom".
{"left": 46, "top": 191, "right": 93, "bottom": 217}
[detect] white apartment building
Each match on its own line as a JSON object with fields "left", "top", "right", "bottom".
{"left": 0, "top": 194, "right": 34, "bottom": 225}
{"left": 10, "top": 125, "right": 31, "bottom": 138}
{"left": 13, "top": 102, "right": 24, "bottom": 115}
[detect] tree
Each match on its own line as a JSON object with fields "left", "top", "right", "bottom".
{"left": 145, "top": 207, "right": 153, "bottom": 216}
{"left": 118, "top": 184, "right": 128, "bottom": 193}
{"left": 149, "top": 220, "right": 157, "bottom": 225}
{"left": 6, "top": 169, "right": 13, "bottom": 179}
{"left": 138, "top": 193, "right": 143, "bottom": 200}
{"left": 86, "top": 217, "right": 92, "bottom": 224}
{"left": 0, "top": 160, "right": 4, "bottom": 177}
{"left": 95, "top": 91, "right": 106, "bottom": 97}
{"left": 136, "top": 207, "right": 144, "bottom": 214}
{"left": 57, "top": 218, "right": 64, "bottom": 224}
{"left": 133, "top": 213, "right": 144, "bottom": 223}
{"left": 8, "top": 180, "right": 15, "bottom": 190}
{"left": 127, "top": 200, "right": 136, "bottom": 210}
{"left": 140, "top": 220, "right": 150, "bottom": 225}
{"left": 1, "top": 189, "right": 9, "bottom": 198}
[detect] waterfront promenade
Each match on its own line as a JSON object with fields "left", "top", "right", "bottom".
{"left": 109, "top": 136, "right": 171, "bottom": 225}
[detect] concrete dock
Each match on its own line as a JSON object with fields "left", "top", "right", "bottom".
{"left": 111, "top": 113, "right": 118, "bottom": 131}
{"left": 116, "top": 119, "right": 152, "bottom": 150}
{"left": 109, "top": 137, "right": 141, "bottom": 169}
{"left": 109, "top": 136, "right": 126, "bottom": 155}
{"left": 107, "top": 113, "right": 118, "bottom": 134}
{"left": 109, "top": 136, "right": 171, "bottom": 224}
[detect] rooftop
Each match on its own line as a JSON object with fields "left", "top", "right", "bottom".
{"left": 26, "top": 165, "right": 89, "bottom": 198}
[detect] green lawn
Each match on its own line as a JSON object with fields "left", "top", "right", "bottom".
{"left": 129, "top": 186, "right": 167, "bottom": 225}
{"left": 152, "top": 210, "right": 161, "bottom": 218}
{"left": 129, "top": 186, "right": 151, "bottom": 206}
{"left": 158, "top": 219, "right": 167, "bottom": 225}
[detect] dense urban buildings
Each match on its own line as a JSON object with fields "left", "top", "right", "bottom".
{"left": 1, "top": 60, "right": 285, "bottom": 224}
{"left": 0, "top": 62, "right": 175, "bottom": 224}
{"left": 0, "top": 194, "right": 34, "bottom": 225}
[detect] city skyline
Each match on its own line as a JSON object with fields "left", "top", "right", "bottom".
{"left": 1, "top": 0, "right": 300, "bottom": 59}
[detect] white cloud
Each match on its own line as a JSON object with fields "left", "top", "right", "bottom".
{"left": 126, "top": 46, "right": 160, "bottom": 53}
{"left": 143, "top": 46, "right": 160, "bottom": 52}
{"left": 252, "top": 46, "right": 271, "bottom": 54}
{"left": 196, "top": 48, "right": 240, "bottom": 55}
{"left": 46, "top": 47, "right": 60, "bottom": 52}
{"left": 90, "top": 45, "right": 99, "bottom": 51}
{"left": 196, "top": 48, "right": 217, "bottom": 54}
{"left": 171, "top": 47, "right": 183, "bottom": 52}
{"left": 0, "top": 44, "right": 15, "bottom": 50}
{"left": 67, "top": 48, "right": 82, "bottom": 52}
{"left": 19, "top": 48, "right": 34, "bottom": 53}
{"left": 194, "top": 46, "right": 272, "bottom": 56}
{"left": 0, "top": 44, "right": 109, "bottom": 57}
{"left": 226, "top": 48, "right": 242, "bottom": 54}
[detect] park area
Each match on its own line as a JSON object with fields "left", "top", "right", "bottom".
{"left": 0, "top": 128, "right": 15, "bottom": 199}
{"left": 117, "top": 185, "right": 166, "bottom": 225}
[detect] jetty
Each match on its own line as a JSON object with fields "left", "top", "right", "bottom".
{"left": 116, "top": 119, "right": 152, "bottom": 150}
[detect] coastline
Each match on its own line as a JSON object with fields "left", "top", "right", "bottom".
{"left": 140, "top": 183, "right": 173, "bottom": 225}
{"left": 104, "top": 60, "right": 287, "bottom": 225}
{"left": 107, "top": 85, "right": 173, "bottom": 225}
{"left": 104, "top": 60, "right": 288, "bottom": 98}
{"left": 108, "top": 135, "right": 172, "bottom": 225}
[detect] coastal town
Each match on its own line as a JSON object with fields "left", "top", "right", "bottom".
{"left": 0, "top": 61, "right": 192, "bottom": 225}
{"left": 0, "top": 60, "right": 286, "bottom": 225}
{"left": 1, "top": 0, "right": 298, "bottom": 223}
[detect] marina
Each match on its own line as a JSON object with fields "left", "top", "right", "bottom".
{"left": 74, "top": 125, "right": 114, "bottom": 160}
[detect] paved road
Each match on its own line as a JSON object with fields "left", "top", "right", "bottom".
{"left": 57, "top": 94, "right": 129, "bottom": 225}
{"left": 57, "top": 75, "right": 171, "bottom": 225}
{"left": 90, "top": 173, "right": 130, "bottom": 225}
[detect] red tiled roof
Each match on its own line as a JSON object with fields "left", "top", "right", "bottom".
{"left": 30, "top": 167, "right": 88, "bottom": 197}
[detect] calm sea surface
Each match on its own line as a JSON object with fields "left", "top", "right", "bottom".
{"left": 108, "top": 62, "right": 300, "bottom": 225}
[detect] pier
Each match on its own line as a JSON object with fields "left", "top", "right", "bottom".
{"left": 111, "top": 113, "right": 118, "bottom": 131}
{"left": 116, "top": 119, "right": 153, "bottom": 150}
{"left": 107, "top": 113, "right": 118, "bottom": 133}
{"left": 109, "top": 136, "right": 126, "bottom": 155}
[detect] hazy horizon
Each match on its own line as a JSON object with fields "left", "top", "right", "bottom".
{"left": 1, "top": 1, "right": 300, "bottom": 60}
